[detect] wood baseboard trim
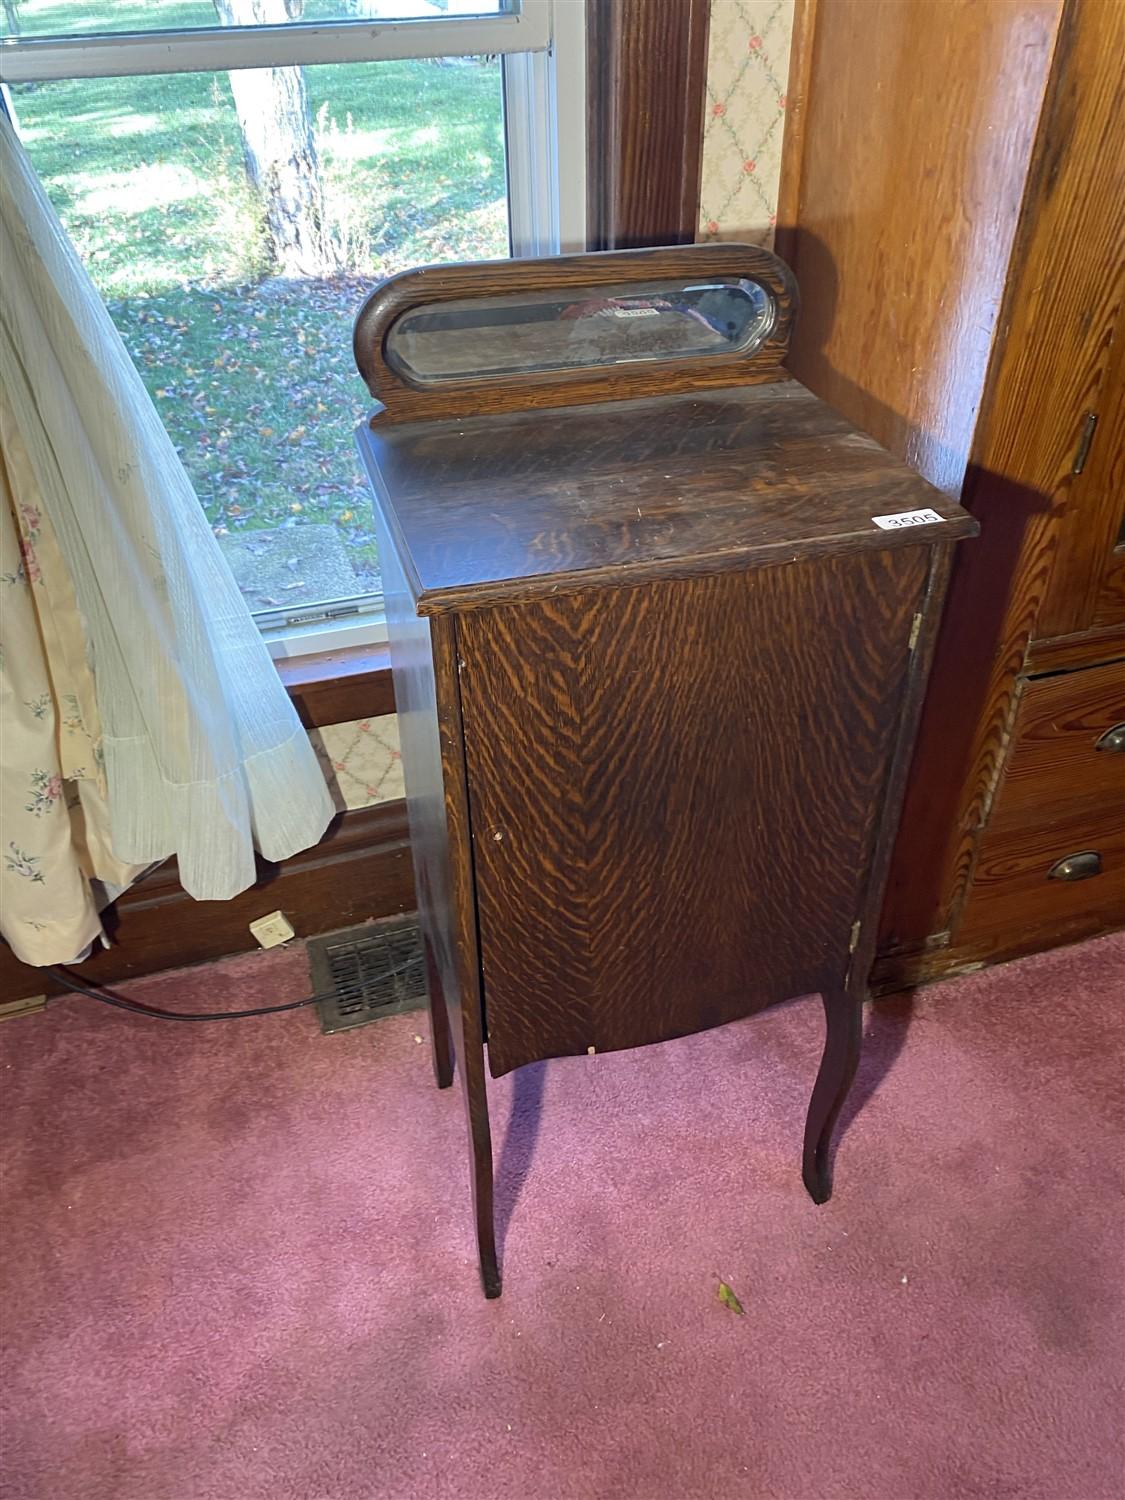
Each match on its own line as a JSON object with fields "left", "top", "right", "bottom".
{"left": 871, "top": 913, "right": 1122, "bottom": 996}
{"left": 0, "top": 800, "right": 416, "bottom": 1004}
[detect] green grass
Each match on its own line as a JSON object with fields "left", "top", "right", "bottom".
{"left": 9, "top": 14, "right": 507, "bottom": 585}
{"left": 13, "top": 58, "right": 507, "bottom": 294}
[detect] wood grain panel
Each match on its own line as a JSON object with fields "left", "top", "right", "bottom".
{"left": 585, "top": 0, "right": 710, "bottom": 251}
{"left": 1093, "top": 551, "right": 1125, "bottom": 629}
{"left": 847, "top": 543, "right": 956, "bottom": 994}
{"left": 361, "top": 383, "right": 974, "bottom": 616}
{"left": 986, "top": 661, "right": 1125, "bottom": 826}
{"left": 1037, "top": 299, "right": 1125, "bottom": 636}
{"left": 374, "top": 491, "right": 499, "bottom": 1292}
{"left": 373, "top": 498, "right": 481, "bottom": 1053}
{"left": 772, "top": 0, "right": 818, "bottom": 270}
{"left": 457, "top": 549, "right": 928, "bottom": 1077}
{"left": 879, "top": 0, "right": 1125, "bottom": 954}
{"left": 784, "top": 0, "right": 1061, "bottom": 498}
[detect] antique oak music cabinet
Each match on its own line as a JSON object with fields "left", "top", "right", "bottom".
{"left": 354, "top": 244, "right": 977, "bottom": 1297}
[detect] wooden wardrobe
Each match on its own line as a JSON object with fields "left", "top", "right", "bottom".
{"left": 777, "top": 0, "right": 1123, "bottom": 990}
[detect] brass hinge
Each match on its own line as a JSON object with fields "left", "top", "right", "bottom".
{"left": 848, "top": 919, "right": 862, "bottom": 953}
{"left": 908, "top": 613, "right": 923, "bottom": 651}
{"left": 1072, "top": 411, "right": 1098, "bottom": 475}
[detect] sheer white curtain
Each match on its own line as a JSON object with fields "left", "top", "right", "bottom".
{"left": 0, "top": 112, "right": 334, "bottom": 965}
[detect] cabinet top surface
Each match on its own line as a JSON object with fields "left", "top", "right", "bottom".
{"left": 358, "top": 379, "right": 976, "bottom": 613}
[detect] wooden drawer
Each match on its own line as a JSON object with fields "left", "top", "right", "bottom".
{"left": 990, "top": 659, "right": 1125, "bottom": 827}
{"left": 957, "top": 804, "right": 1125, "bottom": 951}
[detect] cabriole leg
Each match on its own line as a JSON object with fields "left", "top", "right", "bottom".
{"left": 802, "top": 986, "right": 863, "bottom": 1205}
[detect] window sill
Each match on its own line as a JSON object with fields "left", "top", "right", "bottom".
{"left": 276, "top": 642, "right": 394, "bottom": 729}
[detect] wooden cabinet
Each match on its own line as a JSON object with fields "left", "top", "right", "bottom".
{"left": 779, "top": 0, "right": 1124, "bottom": 989}
{"left": 354, "top": 244, "right": 976, "bottom": 1293}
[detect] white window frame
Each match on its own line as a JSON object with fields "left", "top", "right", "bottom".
{"left": 0, "top": 3, "right": 548, "bottom": 77}
{"left": 1, "top": 0, "right": 586, "bottom": 658}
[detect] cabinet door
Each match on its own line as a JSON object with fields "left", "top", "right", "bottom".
{"left": 457, "top": 548, "right": 928, "bottom": 1078}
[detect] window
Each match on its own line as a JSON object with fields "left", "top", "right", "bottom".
{"left": 0, "top": 0, "right": 585, "bottom": 657}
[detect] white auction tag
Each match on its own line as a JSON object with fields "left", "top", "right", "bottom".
{"left": 871, "top": 508, "right": 945, "bottom": 530}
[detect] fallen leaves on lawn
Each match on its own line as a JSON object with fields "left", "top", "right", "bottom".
{"left": 109, "top": 278, "right": 389, "bottom": 549}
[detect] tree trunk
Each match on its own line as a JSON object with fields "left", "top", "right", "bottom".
{"left": 212, "top": 0, "right": 341, "bottom": 276}
{"left": 2, "top": 0, "right": 21, "bottom": 35}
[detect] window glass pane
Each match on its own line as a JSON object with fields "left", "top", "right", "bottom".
{"left": 1, "top": 1, "right": 507, "bottom": 43}
{"left": 11, "top": 56, "right": 508, "bottom": 620}
{"left": 387, "top": 280, "right": 776, "bottom": 383}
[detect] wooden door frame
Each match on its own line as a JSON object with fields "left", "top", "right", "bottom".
{"left": 585, "top": 0, "right": 711, "bottom": 250}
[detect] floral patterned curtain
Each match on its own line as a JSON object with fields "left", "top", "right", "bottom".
{"left": 0, "top": 112, "right": 334, "bottom": 966}
{"left": 1, "top": 393, "right": 147, "bottom": 963}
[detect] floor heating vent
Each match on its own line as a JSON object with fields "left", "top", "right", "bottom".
{"left": 307, "top": 919, "right": 427, "bottom": 1034}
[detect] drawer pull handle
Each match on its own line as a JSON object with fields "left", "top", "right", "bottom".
{"left": 1094, "top": 723, "right": 1125, "bottom": 754}
{"left": 1047, "top": 850, "right": 1103, "bottom": 882}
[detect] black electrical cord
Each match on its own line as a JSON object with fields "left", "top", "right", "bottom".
{"left": 45, "top": 966, "right": 327, "bottom": 1022}
{"left": 45, "top": 943, "right": 421, "bottom": 1023}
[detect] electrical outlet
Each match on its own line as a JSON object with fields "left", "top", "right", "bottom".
{"left": 249, "top": 910, "right": 296, "bottom": 949}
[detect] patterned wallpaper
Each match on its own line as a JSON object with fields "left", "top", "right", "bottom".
{"left": 310, "top": 715, "right": 403, "bottom": 812}
{"left": 698, "top": 0, "right": 795, "bottom": 247}
{"left": 317, "top": 0, "right": 797, "bottom": 812}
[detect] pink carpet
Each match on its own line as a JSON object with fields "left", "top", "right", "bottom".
{"left": 1, "top": 933, "right": 1123, "bottom": 1500}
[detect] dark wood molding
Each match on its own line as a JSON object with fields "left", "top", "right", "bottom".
{"left": 585, "top": 0, "right": 711, "bottom": 251}
{"left": 276, "top": 641, "right": 394, "bottom": 727}
{"left": 773, "top": 0, "right": 818, "bottom": 269}
{"left": 0, "top": 800, "right": 415, "bottom": 1004}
